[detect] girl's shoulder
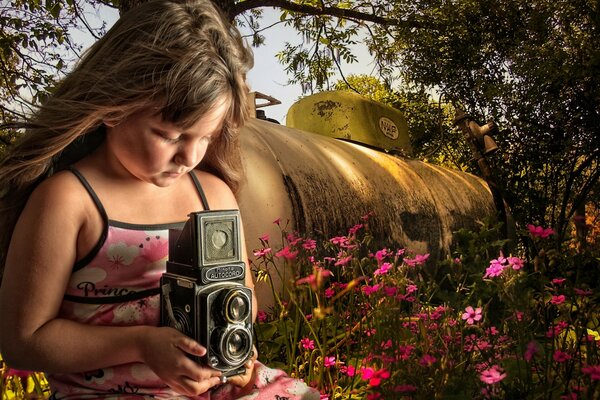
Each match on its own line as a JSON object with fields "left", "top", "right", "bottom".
{"left": 20, "top": 170, "right": 92, "bottom": 236}
{"left": 30, "top": 169, "right": 90, "bottom": 208}
{"left": 191, "top": 169, "right": 238, "bottom": 210}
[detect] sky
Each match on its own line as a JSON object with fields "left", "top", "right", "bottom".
{"left": 75, "top": 5, "right": 374, "bottom": 124}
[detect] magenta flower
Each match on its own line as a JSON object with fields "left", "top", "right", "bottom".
{"left": 480, "top": 365, "right": 507, "bottom": 384}
{"left": 334, "top": 255, "right": 353, "bottom": 266}
{"left": 484, "top": 258, "right": 506, "bottom": 278}
{"left": 275, "top": 246, "right": 298, "bottom": 260}
{"left": 527, "top": 224, "right": 555, "bottom": 238}
{"left": 341, "top": 365, "right": 357, "bottom": 376}
{"left": 302, "top": 239, "right": 317, "bottom": 250}
{"left": 404, "top": 253, "right": 430, "bottom": 267}
{"left": 462, "top": 306, "right": 483, "bottom": 325}
{"left": 323, "top": 356, "right": 336, "bottom": 368}
{"left": 524, "top": 341, "right": 540, "bottom": 362}
{"left": 257, "top": 310, "right": 267, "bottom": 323}
{"left": 360, "top": 367, "right": 390, "bottom": 386}
{"left": 330, "top": 236, "right": 349, "bottom": 247}
{"left": 253, "top": 247, "right": 272, "bottom": 257}
{"left": 374, "top": 248, "right": 390, "bottom": 262}
{"left": 419, "top": 354, "right": 437, "bottom": 367}
{"left": 553, "top": 350, "right": 572, "bottom": 363}
{"left": 324, "top": 287, "right": 335, "bottom": 298}
{"left": 582, "top": 365, "right": 600, "bottom": 380}
{"left": 551, "top": 294, "right": 566, "bottom": 305}
{"left": 374, "top": 262, "right": 392, "bottom": 276}
{"left": 507, "top": 256, "right": 525, "bottom": 270}
{"left": 300, "top": 337, "right": 315, "bottom": 350}
{"left": 348, "top": 223, "right": 363, "bottom": 235}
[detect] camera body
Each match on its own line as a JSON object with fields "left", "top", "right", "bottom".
{"left": 160, "top": 210, "right": 253, "bottom": 377}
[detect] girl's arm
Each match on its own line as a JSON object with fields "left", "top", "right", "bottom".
{"left": 0, "top": 173, "right": 222, "bottom": 396}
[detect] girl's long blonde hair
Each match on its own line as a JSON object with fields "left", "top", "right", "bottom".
{"left": 0, "top": 0, "right": 253, "bottom": 276}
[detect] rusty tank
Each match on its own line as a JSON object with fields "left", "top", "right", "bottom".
{"left": 236, "top": 91, "right": 495, "bottom": 304}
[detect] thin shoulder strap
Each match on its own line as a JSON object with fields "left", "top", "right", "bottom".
{"left": 190, "top": 171, "right": 210, "bottom": 211}
{"left": 68, "top": 166, "right": 109, "bottom": 221}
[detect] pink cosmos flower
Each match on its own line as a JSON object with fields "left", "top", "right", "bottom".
{"left": 551, "top": 294, "right": 566, "bottom": 305}
{"left": 553, "top": 350, "right": 572, "bottom": 363}
{"left": 296, "top": 267, "right": 332, "bottom": 290}
{"left": 330, "top": 236, "right": 349, "bottom": 247}
{"left": 348, "top": 223, "right": 363, "bottom": 235}
{"left": 462, "top": 306, "right": 483, "bottom": 325}
{"left": 335, "top": 255, "right": 353, "bottom": 266}
{"left": 484, "top": 258, "right": 506, "bottom": 278}
{"left": 574, "top": 288, "right": 593, "bottom": 296}
{"left": 300, "top": 337, "right": 315, "bottom": 350}
{"left": 302, "top": 239, "right": 317, "bottom": 250}
{"left": 384, "top": 286, "right": 398, "bottom": 296}
{"left": 406, "top": 284, "right": 418, "bottom": 294}
{"left": 524, "top": 341, "right": 540, "bottom": 362}
{"left": 257, "top": 310, "right": 267, "bottom": 323}
{"left": 253, "top": 247, "right": 272, "bottom": 257}
{"left": 323, "top": 356, "right": 336, "bottom": 368}
{"left": 340, "top": 365, "right": 356, "bottom": 376}
{"left": 374, "top": 262, "right": 392, "bottom": 276}
{"left": 507, "top": 256, "right": 525, "bottom": 270}
{"left": 404, "top": 253, "right": 430, "bottom": 267}
{"left": 582, "top": 365, "right": 600, "bottom": 380}
{"left": 360, "top": 367, "right": 390, "bottom": 386}
{"left": 419, "top": 354, "right": 437, "bottom": 367}
{"left": 480, "top": 365, "right": 507, "bottom": 384}
{"left": 374, "top": 249, "right": 390, "bottom": 262}
{"left": 527, "top": 224, "right": 555, "bottom": 238}
{"left": 275, "top": 246, "right": 298, "bottom": 260}
{"left": 362, "top": 284, "right": 381, "bottom": 296}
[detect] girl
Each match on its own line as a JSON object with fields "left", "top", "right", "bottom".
{"left": 0, "top": 1, "right": 319, "bottom": 399}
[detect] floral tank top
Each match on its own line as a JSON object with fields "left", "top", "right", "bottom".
{"left": 48, "top": 168, "right": 210, "bottom": 399}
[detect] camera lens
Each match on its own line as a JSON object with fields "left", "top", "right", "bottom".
{"left": 228, "top": 330, "right": 246, "bottom": 356}
{"left": 213, "top": 325, "right": 252, "bottom": 366}
{"left": 222, "top": 289, "right": 250, "bottom": 323}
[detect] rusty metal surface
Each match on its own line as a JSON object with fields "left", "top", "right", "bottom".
{"left": 237, "top": 118, "right": 495, "bottom": 306}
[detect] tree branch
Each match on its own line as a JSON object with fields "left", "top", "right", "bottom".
{"left": 229, "top": 0, "right": 395, "bottom": 26}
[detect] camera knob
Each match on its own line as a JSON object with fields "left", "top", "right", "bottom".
{"left": 209, "top": 356, "right": 219, "bottom": 368}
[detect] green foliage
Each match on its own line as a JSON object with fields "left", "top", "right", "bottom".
{"left": 0, "top": 0, "right": 110, "bottom": 131}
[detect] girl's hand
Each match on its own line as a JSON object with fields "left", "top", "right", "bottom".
{"left": 141, "top": 326, "right": 223, "bottom": 396}
{"left": 226, "top": 345, "right": 258, "bottom": 391}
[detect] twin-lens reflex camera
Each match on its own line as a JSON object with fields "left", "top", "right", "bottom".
{"left": 160, "top": 210, "right": 253, "bottom": 377}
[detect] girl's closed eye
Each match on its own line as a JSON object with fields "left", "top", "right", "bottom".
{"left": 154, "top": 129, "right": 181, "bottom": 144}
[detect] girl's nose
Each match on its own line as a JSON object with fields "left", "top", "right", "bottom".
{"left": 175, "top": 141, "right": 207, "bottom": 167}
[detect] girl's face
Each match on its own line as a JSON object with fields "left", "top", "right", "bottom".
{"left": 105, "top": 98, "right": 229, "bottom": 187}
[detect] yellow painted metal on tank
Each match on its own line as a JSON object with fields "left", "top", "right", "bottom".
{"left": 285, "top": 90, "right": 413, "bottom": 155}
{"left": 237, "top": 118, "right": 495, "bottom": 308}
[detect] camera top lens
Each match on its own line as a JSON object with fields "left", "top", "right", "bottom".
{"left": 222, "top": 289, "right": 250, "bottom": 323}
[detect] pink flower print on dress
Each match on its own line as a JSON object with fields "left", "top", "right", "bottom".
{"left": 106, "top": 241, "right": 140, "bottom": 269}
{"left": 139, "top": 234, "right": 168, "bottom": 263}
